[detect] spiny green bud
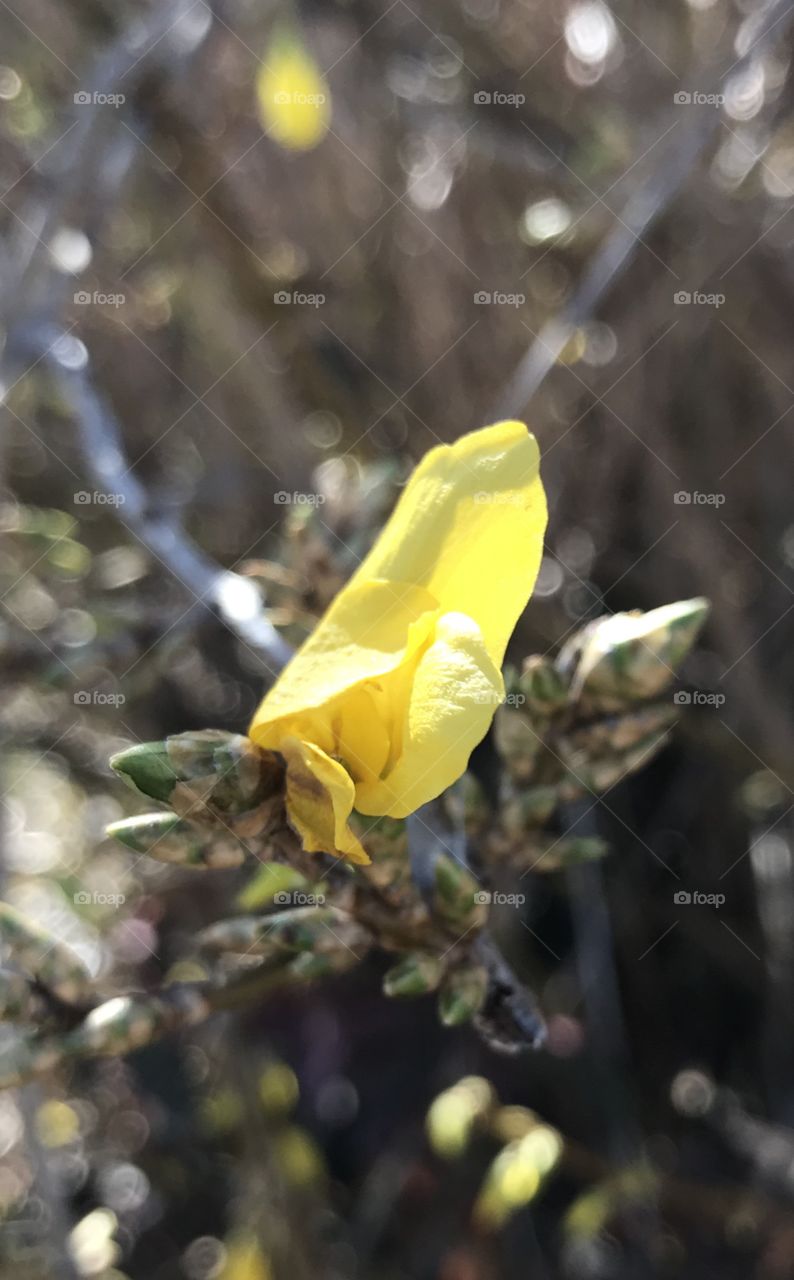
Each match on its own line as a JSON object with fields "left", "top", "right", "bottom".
{"left": 106, "top": 813, "right": 246, "bottom": 869}
{"left": 383, "top": 953, "right": 443, "bottom": 997}
{"left": 433, "top": 854, "right": 487, "bottom": 929}
{"left": 438, "top": 964, "right": 488, "bottom": 1025}
{"left": 110, "top": 731, "right": 284, "bottom": 829}
{"left": 518, "top": 655, "right": 569, "bottom": 716}
{"left": 567, "top": 598, "right": 710, "bottom": 711}
{"left": 0, "top": 903, "right": 92, "bottom": 1006}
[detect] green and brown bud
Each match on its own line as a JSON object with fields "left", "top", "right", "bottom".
{"left": 288, "top": 948, "right": 362, "bottom": 981}
{"left": 198, "top": 905, "right": 370, "bottom": 961}
{"left": 433, "top": 854, "right": 487, "bottom": 930}
{"left": 110, "top": 731, "right": 285, "bottom": 835}
{"left": 0, "top": 903, "right": 93, "bottom": 1006}
{"left": 383, "top": 952, "right": 443, "bottom": 997}
{"left": 518, "top": 655, "right": 569, "bottom": 717}
{"left": 565, "top": 598, "right": 710, "bottom": 712}
{"left": 62, "top": 992, "right": 207, "bottom": 1060}
{"left": 106, "top": 813, "right": 245, "bottom": 869}
{"left": 438, "top": 963, "right": 488, "bottom": 1025}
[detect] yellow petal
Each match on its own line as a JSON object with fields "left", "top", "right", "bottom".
{"left": 280, "top": 737, "right": 370, "bottom": 865}
{"left": 257, "top": 28, "right": 331, "bottom": 153}
{"left": 355, "top": 612, "right": 503, "bottom": 817}
{"left": 347, "top": 420, "right": 547, "bottom": 667}
{"left": 250, "top": 579, "right": 437, "bottom": 742}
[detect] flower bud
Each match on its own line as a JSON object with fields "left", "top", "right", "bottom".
{"left": 110, "top": 731, "right": 284, "bottom": 830}
{"left": 433, "top": 854, "right": 487, "bottom": 929}
{"left": 199, "top": 906, "right": 369, "bottom": 959}
{"left": 565, "top": 598, "right": 709, "bottom": 711}
{"left": 0, "top": 903, "right": 92, "bottom": 1006}
{"left": 438, "top": 964, "right": 488, "bottom": 1025}
{"left": 518, "top": 655, "right": 569, "bottom": 716}
{"left": 383, "top": 953, "right": 443, "bottom": 997}
{"left": 106, "top": 813, "right": 246, "bottom": 869}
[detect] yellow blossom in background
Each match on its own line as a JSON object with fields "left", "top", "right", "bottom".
{"left": 250, "top": 421, "right": 547, "bottom": 863}
{"left": 256, "top": 25, "right": 330, "bottom": 152}
{"left": 221, "top": 1235, "right": 272, "bottom": 1280}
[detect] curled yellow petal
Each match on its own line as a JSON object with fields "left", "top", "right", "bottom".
{"left": 280, "top": 737, "right": 370, "bottom": 866}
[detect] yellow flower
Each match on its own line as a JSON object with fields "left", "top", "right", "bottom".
{"left": 250, "top": 421, "right": 547, "bottom": 864}
{"left": 256, "top": 27, "right": 331, "bottom": 153}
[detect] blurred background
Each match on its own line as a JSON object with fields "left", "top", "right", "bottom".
{"left": 3, "top": 0, "right": 794, "bottom": 1276}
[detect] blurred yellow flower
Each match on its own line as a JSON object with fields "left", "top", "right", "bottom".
{"left": 250, "top": 421, "right": 547, "bottom": 864}
{"left": 256, "top": 27, "right": 330, "bottom": 152}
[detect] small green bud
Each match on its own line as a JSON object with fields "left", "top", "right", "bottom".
{"left": 518, "top": 655, "right": 569, "bottom": 716}
{"left": 110, "top": 742, "right": 180, "bottom": 803}
{"left": 433, "top": 854, "right": 486, "bottom": 928}
{"left": 199, "top": 906, "right": 369, "bottom": 960}
{"left": 438, "top": 964, "right": 488, "bottom": 1025}
{"left": 0, "top": 904, "right": 92, "bottom": 1006}
{"left": 62, "top": 994, "right": 196, "bottom": 1059}
{"left": 106, "top": 813, "right": 245, "bottom": 869}
{"left": 567, "top": 598, "right": 710, "bottom": 711}
{"left": 383, "top": 953, "right": 443, "bottom": 997}
{"left": 110, "top": 731, "right": 284, "bottom": 827}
